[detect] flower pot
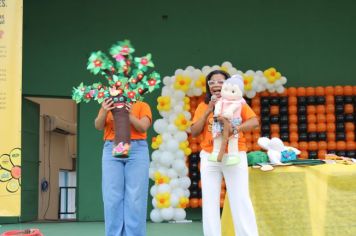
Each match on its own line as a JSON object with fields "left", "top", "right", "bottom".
{"left": 111, "top": 106, "right": 131, "bottom": 157}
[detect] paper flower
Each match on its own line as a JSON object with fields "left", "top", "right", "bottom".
{"left": 264, "top": 67, "right": 282, "bottom": 83}
{"left": 155, "top": 193, "right": 171, "bottom": 208}
{"left": 134, "top": 54, "right": 154, "bottom": 71}
{"left": 112, "top": 142, "right": 130, "bottom": 156}
{"left": 183, "top": 97, "right": 190, "bottom": 111}
{"left": 146, "top": 71, "right": 161, "bottom": 92}
{"left": 0, "top": 149, "right": 21, "bottom": 193}
{"left": 151, "top": 135, "right": 163, "bottom": 149}
{"left": 174, "top": 75, "right": 191, "bottom": 92}
{"left": 153, "top": 171, "right": 170, "bottom": 185}
{"left": 194, "top": 75, "right": 206, "bottom": 93}
{"left": 87, "top": 51, "right": 113, "bottom": 75}
{"left": 157, "top": 96, "right": 171, "bottom": 112}
{"left": 243, "top": 75, "right": 254, "bottom": 91}
{"left": 174, "top": 114, "right": 191, "bottom": 131}
{"left": 178, "top": 197, "right": 189, "bottom": 209}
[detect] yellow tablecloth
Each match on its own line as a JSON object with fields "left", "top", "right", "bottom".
{"left": 221, "top": 164, "right": 356, "bottom": 236}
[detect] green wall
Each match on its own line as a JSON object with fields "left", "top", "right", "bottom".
{"left": 23, "top": 0, "right": 356, "bottom": 221}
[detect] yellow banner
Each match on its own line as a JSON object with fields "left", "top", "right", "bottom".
{"left": 0, "top": 0, "right": 23, "bottom": 217}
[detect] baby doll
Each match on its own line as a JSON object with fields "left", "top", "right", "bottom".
{"left": 210, "top": 74, "right": 245, "bottom": 165}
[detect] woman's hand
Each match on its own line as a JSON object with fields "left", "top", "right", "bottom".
{"left": 102, "top": 98, "right": 115, "bottom": 112}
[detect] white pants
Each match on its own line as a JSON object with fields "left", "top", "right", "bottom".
{"left": 200, "top": 150, "right": 259, "bottom": 236}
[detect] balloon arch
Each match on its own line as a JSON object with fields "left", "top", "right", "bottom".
{"left": 148, "top": 62, "right": 287, "bottom": 222}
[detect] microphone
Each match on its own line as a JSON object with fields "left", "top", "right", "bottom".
{"left": 211, "top": 95, "right": 217, "bottom": 102}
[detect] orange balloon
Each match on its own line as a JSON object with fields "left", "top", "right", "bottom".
{"left": 345, "top": 122, "right": 355, "bottom": 132}
{"left": 289, "top": 123, "right": 298, "bottom": 133}
{"left": 299, "top": 142, "right": 309, "bottom": 151}
{"left": 288, "top": 96, "right": 297, "bottom": 106}
{"left": 283, "top": 141, "right": 290, "bottom": 146}
{"left": 288, "top": 105, "right": 297, "bottom": 115}
{"left": 317, "top": 123, "right": 326, "bottom": 132}
{"left": 326, "top": 123, "right": 336, "bottom": 132}
{"left": 190, "top": 143, "right": 200, "bottom": 153}
{"left": 289, "top": 132, "right": 299, "bottom": 143}
{"left": 220, "top": 199, "right": 225, "bottom": 208}
{"left": 220, "top": 189, "right": 226, "bottom": 198}
{"left": 308, "top": 123, "right": 317, "bottom": 132}
{"left": 326, "top": 114, "right": 335, "bottom": 123}
{"left": 315, "top": 86, "right": 325, "bottom": 96}
{"left": 244, "top": 133, "right": 252, "bottom": 143}
{"left": 316, "top": 105, "right": 326, "bottom": 114}
{"left": 290, "top": 142, "right": 299, "bottom": 149}
{"left": 270, "top": 124, "right": 280, "bottom": 133}
{"left": 251, "top": 97, "right": 260, "bottom": 107}
{"left": 252, "top": 142, "right": 262, "bottom": 151}
{"left": 334, "top": 86, "right": 344, "bottom": 95}
{"left": 300, "top": 150, "right": 309, "bottom": 159}
{"left": 190, "top": 198, "right": 200, "bottom": 208}
{"left": 343, "top": 86, "right": 353, "bottom": 96}
{"left": 345, "top": 104, "right": 354, "bottom": 114}
{"left": 325, "top": 86, "right": 334, "bottom": 96}
{"left": 317, "top": 114, "right": 326, "bottom": 123}
{"left": 307, "top": 114, "right": 317, "bottom": 123}
{"left": 297, "top": 87, "right": 306, "bottom": 96}
{"left": 336, "top": 141, "right": 346, "bottom": 150}
{"left": 252, "top": 107, "right": 261, "bottom": 116}
{"left": 318, "top": 141, "right": 328, "bottom": 150}
{"left": 289, "top": 115, "right": 298, "bottom": 124}
{"left": 318, "top": 150, "right": 327, "bottom": 159}
{"left": 271, "top": 132, "right": 280, "bottom": 138}
{"left": 307, "top": 105, "right": 316, "bottom": 114}
{"left": 326, "top": 104, "right": 335, "bottom": 114}
{"left": 325, "top": 95, "right": 335, "bottom": 105}
{"left": 346, "top": 141, "right": 356, "bottom": 150}
{"left": 308, "top": 141, "right": 318, "bottom": 151}
{"left": 328, "top": 141, "right": 337, "bottom": 150}
{"left": 346, "top": 132, "right": 355, "bottom": 142}
{"left": 270, "top": 106, "right": 279, "bottom": 115}
{"left": 306, "top": 87, "right": 315, "bottom": 96}
{"left": 327, "top": 132, "right": 336, "bottom": 142}
{"left": 353, "top": 86, "right": 356, "bottom": 95}
{"left": 288, "top": 87, "right": 297, "bottom": 96}
{"left": 221, "top": 179, "right": 226, "bottom": 188}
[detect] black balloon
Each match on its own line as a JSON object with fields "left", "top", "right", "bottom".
{"left": 345, "top": 114, "right": 354, "bottom": 122}
{"left": 189, "top": 153, "right": 200, "bottom": 163}
{"left": 298, "top": 123, "right": 308, "bottom": 132}
{"left": 261, "top": 107, "right": 270, "bottom": 115}
{"left": 336, "top": 123, "right": 345, "bottom": 132}
{"left": 190, "top": 171, "right": 200, "bottom": 181}
{"left": 270, "top": 115, "right": 279, "bottom": 124}
{"left": 299, "top": 133, "right": 308, "bottom": 141}
{"left": 261, "top": 97, "right": 270, "bottom": 106}
{"left": 298, "top": 96, "right": 307, "bottom": 105}
{"left": 307, "top": 96, "right": 316, "bottom": 105}
{"left": 270, "top": 97, "right": 280, "bottom": 105}
{"left": 280, "top": 124, "right": 289, "bottom": 132}
{"left": 335, "top": 96, "right": 344, "bottom": 105}
{"left": 279, "top": 115, "right": 289, "bottom": 124}
{"left": 335, "top": 104, "right": 344, "bottom": 114}
{"left": 261, "top": 116, "right": 270, "bottom": 125}
{"left": 261, "top": 125, "right": 270, "bottom": 133}
{"left": 317, "top": 132, "right": 327, "bottom": 141}
{"left": 346, "top": 151, "right": 356, "bottom": 158}
{"left": 344, "top": 96, "right": 353, "bottom": 104}
{"left": 280, "top": 133, "right": 289, "bottom": 141}
{"left": 308, "top": 132, "right": 317, "bottom": 141}
{"left": 336, "top": 151, "right": 346, "bottom": 157}
{"left": 316, "top": 96, "right": 326, "bottom": 105}
{"left": 190, "top": 162, "right": 199, "bottom": 171}
{"left": 336, "top": 132, "right": 346, "bottom": 141}
{"left": 279, "top": 106, "right": 288, "bottom": 115}
{"left": 298, "top": 106, "right": 307, "bottom": 115}
{"left": 298, "top": 115, "right": 307, "bottom": 124}
{"left": 308, "top": 151, "right": 318, "bottom": 159}
{"left": 280, "top": 97, "right": 288, "bottom": 106}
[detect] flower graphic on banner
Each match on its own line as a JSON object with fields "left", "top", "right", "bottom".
{"left": 0, "top": 148, "right": 21, "bottom": 193}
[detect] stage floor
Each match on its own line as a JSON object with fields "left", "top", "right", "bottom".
{"left": 0, "top": 221, "right": 203, "bottom": 236}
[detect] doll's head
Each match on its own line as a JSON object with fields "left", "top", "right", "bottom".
{"left": 221, "top": 74, "right": 244, "bottom": 100}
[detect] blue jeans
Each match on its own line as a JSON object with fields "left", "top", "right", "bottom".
{"left": 102, "top": 140, "right": 150, "bottom": 236}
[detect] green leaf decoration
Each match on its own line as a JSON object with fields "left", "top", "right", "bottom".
{"left": 73, "top": 40, "right": 161, "bottom": 105}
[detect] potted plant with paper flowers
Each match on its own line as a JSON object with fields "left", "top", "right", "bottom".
{"left": 72, "top": 40, "right": 161, "bottom": 157}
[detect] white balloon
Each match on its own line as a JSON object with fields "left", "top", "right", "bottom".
{"left": 163, "top": 76, "right": 172, "bottom": 86}
{"left": 175, "top": 69, "right": 184, "bottom": 75}
{"left": 174, "top": 90, "right": 185, "bottom": 100}
{"left": 179, "top": 177, "right": 191, "bottom": 189}
{"left": 149, "top": 167, "right": 156, "bottom": 179}
{"left": 174, "top": 105, "right": 184, "bottom": 113}
{"left": 183, "top": 111, "right": 191, "bottom": 120}
{"left": 169, "top": 178, "right": 180, "bottom": 189}
{"left": 179, "top": 168, "right": 189, "bottom": 176}
{"left": 173, "top": 208, "right": 186, "bottom": 221}
{"left": 276, "top": 86, "right": 285, "bottom": 93}
{"left": 158, "top": 183, "right": 171, "bottom": 193}
{"left": 184, "top": 189, "right": 190, "bottom": 198}
{"left": 162, "top": 132, "right": 172, "bottom": 141}
{"left": 167, "top": 124, "right": 178, "bottom": 133}
{"left": 152, "top": 198, "right": 157, "bottom": 208}
{"left": 150, "top": 185, "right": 158, "bottom": 197}
{"left": 173, "top": 159, "right": 186, "bottom": 173}
{"left": 166, "top": 140, "right": 179, "bottom": 152}
{"left": 172, "top": 187, "right": 185, "bottom": 197}
{"left": 160, "top": 151, "right": 175, "bottom": 167}
{"left": 222, "top": 61, "right": 232, "bottom": 68}
{"left": 170, "top": 194, "right": 179, "bottom": 207}
{"left": 161, "top": 207, "right": 174, "bottom": 221}
{"left": 153, "top": 119, "right": 168, "bottom": 134}
{"left": 174, "top": 132, "right": 187, "bottom": 142}
{"left": 151, "top": 150, "right": 161, "bottom": 162}
{"left": 175, "top": 150, "right": 185, "bottom": 160}
{"left": 185, "top": 66, "right": 195, "bottom": 72}
{"left": 150, "top": 209, "right": 163, "bottom": 223}
{"left": 167, "top": 169, "right": 178, "bottom": 179}
{"left": 158, "top": 167, "right": 168, "bottom": 176}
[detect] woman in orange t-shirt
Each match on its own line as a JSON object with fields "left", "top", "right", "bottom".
{"left": 95, "top": 98, "right": 152, "bottom": 236}
{"left": 191, "top": 70, "right": 259, "bottom": 236}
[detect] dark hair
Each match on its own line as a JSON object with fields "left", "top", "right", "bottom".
{"left": 204, "top": 70, "right": 230, "bottom": 104}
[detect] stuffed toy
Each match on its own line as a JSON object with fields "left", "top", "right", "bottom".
{"left": 257, "top": 137, "right": 301, "bottom": 164}
{"left": 210, "top": 74, "right": 245, "bottom": 165}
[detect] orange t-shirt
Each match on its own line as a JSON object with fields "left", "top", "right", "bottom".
{"left": 103, "top": 101, "right": 152, "bottom": 140}
{"left": 192, "top": 102, "right": 257, "bottom": 152}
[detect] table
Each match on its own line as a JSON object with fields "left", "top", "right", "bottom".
{"left": 221, "top": 164, "right": 356, "bottom": 236}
